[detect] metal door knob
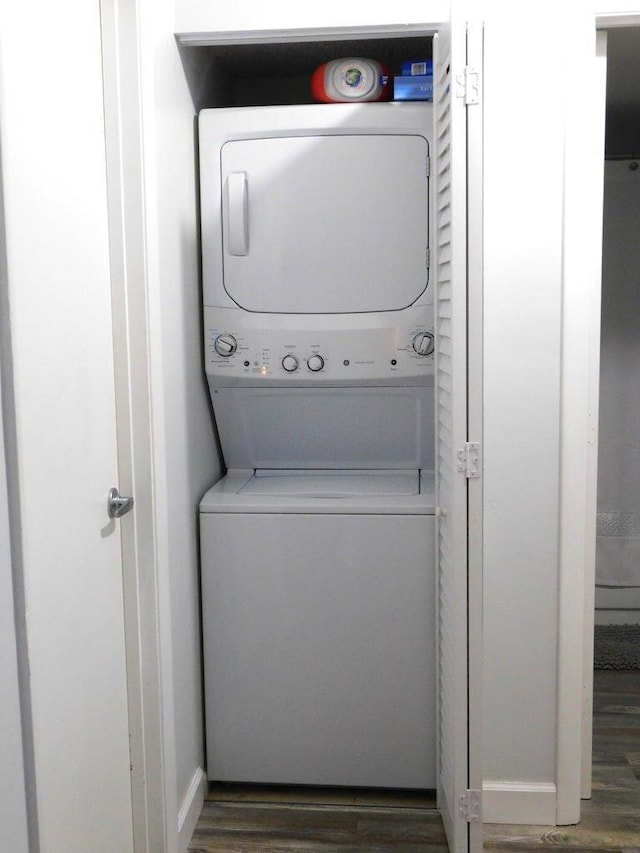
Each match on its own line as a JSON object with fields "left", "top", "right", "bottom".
{"left": 107, "top": 487, "right": 134, "bottom": 519}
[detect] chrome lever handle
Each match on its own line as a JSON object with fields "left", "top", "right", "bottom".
{"left": 107, "top": 487, "right": 134, "bottom": 519}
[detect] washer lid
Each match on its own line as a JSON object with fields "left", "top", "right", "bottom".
{"left": 238, "top": 469, "right": 420, "bottom": 497}
{"left": 220, "top": 133, "right": 429, "bottom": 314}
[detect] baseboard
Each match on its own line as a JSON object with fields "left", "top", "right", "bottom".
{"left": 483, "top": 781, "right": 557, "bottom": 825}
{"left": 178, "top": 766, "right": 207, "bottom": 853}
{"left": 595, "top": 609, "right": 640, "bottom": 625}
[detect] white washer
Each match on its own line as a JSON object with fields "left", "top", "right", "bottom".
{"left": 200, "top": 470, "right": 436, "bottom": 789}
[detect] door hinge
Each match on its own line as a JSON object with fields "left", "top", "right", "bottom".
{"left": 459, "top": 789, "right": 482, "bottom": 823}
{"left": 455, "top": 65, "right": 481, "bottom": 106}
{"left": 426, "top": 155, "right": 431, "bottom": 177}
{"left": 457, "top": 442, "right": 481, "bottom": 479}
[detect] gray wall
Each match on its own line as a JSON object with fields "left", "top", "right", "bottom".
{"left": 146, "top": 25, "right": 223, "bottom": 818}
{"left": 0, "top": 345, "right": 30, "bottom": 853}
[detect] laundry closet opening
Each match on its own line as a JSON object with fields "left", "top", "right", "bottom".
{"left": 176, "top": 26, "right": 441, "bottom": 813}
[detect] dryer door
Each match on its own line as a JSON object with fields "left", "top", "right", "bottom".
{"left": 220, "top": 133, "right": 429, "bottom": 313}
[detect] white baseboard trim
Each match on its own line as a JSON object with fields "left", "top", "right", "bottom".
{"left": 483, "top": 781, "right": 557, "bottom": 825}
{"left": 178, "top": 766, "right": 207, "bottom": 853}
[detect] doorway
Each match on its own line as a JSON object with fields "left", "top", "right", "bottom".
{"left": 559, "top": 12, "right": 640, "bottom": 827}
{"left": 594, "top": 27, "right": 640, "bottom": 630}
{"left": 174, "top": 19, "right": 482, "bottom": 853}
{"left": 589, "top": 24, "right": 640, "bottom": 822}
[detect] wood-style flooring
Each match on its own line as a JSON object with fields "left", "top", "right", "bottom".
{"left": 189, "top": 787, "right": 445, "bottom": 851}
{"left": 189, "top": 670, "right": 640, "bottom": 852}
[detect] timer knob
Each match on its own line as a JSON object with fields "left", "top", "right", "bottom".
{"left": 412, "top": 331, "right": 435, "bottom": 357}
{"left": 214, "top": 333, "right": 237, "bottom": 357}
{"left": 307, "top": 354, "right": 325, "bottom": 372}
{"left": 282, "top": 354, "right": 299, "bottom": 373}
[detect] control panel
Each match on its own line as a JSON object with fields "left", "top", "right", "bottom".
{"left": 204, "top": 308, "right": 435, "bottom": 387}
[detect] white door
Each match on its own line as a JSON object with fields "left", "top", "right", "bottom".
{"left": 434, "top": 14, "right": 483, "bottom": 853}
{"left": 0, "top": 1, "right": 134, "bottom": 850}
{"left": 220, "top": 130, "right": 429, "bottom": 313}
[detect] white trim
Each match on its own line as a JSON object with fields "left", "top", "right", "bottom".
{"left": 596, "top": 609, "right": 640, "bottom": 625}
{"left": 465, "top": 17, "right": 484, "bottom": 853}
{"left": 557, "top": 10, "right": 608, "bottom": 824}
{"left": 101, "top": 0, "right": 171, "bottom": 849}
{"left": 596, "top": 12, "right": 640, "bottom": 27}
{"left": 176, "top": 22, "right": 440, "bottom": 45}
{"left": 137, "top": 0, "right": 181, "bottom": 849}
{"left": 580, "top": 31, "right": 608, "bottom": 803}
{"left": 482, "top": 782, "right": 557, "bottom": 826}
{"left": 178, "top": 768, "right": 206, "bottom": 853}
{"left": 558, "top": 7, "right": 640, "bottom": 826}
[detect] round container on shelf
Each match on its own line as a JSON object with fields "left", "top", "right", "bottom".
{"left": 311, "top": 58, "right": 390, "bottom": 103}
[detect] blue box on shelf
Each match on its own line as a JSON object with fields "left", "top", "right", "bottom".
{"left": 393, "top": 74, "right": 433, "bottom": 101}
{"left": 401, "top": 59, "right": 433, "bottom": 77}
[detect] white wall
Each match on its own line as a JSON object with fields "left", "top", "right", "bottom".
{"left": 481, "top": 1, "right": 569, "bottom": 825}
{"left": 0, "top": 55, "right": 30, "bottom": 847}
{"left": 140, "top": 1, "right": 223, "bottom": 845}
{"left": 0, "top": 326, "right": 29, "bottom": 852}
{"left": 175, "top": 0, "right": 447, "bottom": 33}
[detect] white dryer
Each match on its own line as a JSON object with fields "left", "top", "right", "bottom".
{"left": 199, "top": 102, "right": 435, "bottom": 471}
{"left": 198, "top": 102, "right": 436, "bottom": 789}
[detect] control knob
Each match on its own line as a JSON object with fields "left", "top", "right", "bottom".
{"left": 214, "top": 333, "right": 238, "bottom": 357}
{"left": 282, "top": 354, "right": 299, "bottom": 373}
{"left": 307, "top": 354, "right": 325, "bottom": 372}
{"left": 412, "top": 331, "right": 435, "bottom": 357}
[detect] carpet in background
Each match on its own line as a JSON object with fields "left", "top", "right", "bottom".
{"left": 594, "top": 623, "right": 640, "bottom": 670}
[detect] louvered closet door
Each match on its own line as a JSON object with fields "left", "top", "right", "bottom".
{"left": 434, "top": 16, "right": 482, "bottom": 853}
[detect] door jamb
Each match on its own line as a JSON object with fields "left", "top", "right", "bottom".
{"left": 558, "top": 8, "right": 640, "bottom": 825}
{"left": 100, "top": 2, "right": 171, "bottom": 849}
{"left": 465, "top": 18, "right": 484, "bottom": 853}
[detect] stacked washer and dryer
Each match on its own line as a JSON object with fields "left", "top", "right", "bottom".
{"left": 198, "top": 101, "right": 436, "bottom": 790}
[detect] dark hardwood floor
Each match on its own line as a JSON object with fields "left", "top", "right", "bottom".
{"left": 189, "top": 670, "right": 640, "bottom": 852}
{"left": 189, "top": 786, "right": 445, "bottom": 852}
